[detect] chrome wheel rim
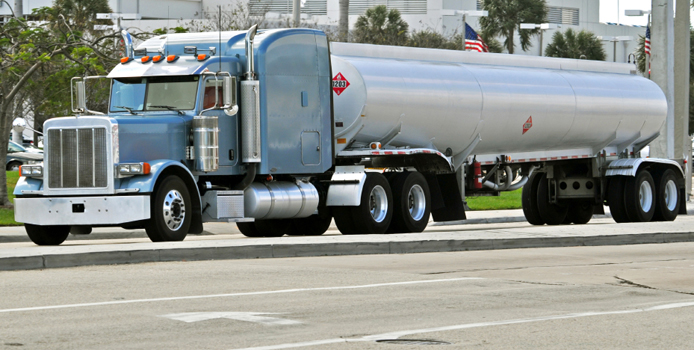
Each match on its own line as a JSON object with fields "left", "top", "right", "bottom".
{"left": 369, "top": 185, "right": 388, "bottom": 223}
{"left": 407, "top": 184, "right": 426, "bottom": 221}
{"left": 163, "top": 189, "right": 186, "bottom": 231}
{"left": 639, "top": 180, "right": 653, "bottom": 213}
{"left": 664, "top": 179, "right": 678, "bottom": 211}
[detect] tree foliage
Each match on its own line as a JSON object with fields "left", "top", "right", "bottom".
{"left": 478, "top": 0, "right": 548, "bottom": 54}
{"left": 353, "top": 5, "right": 409, "bottom": 46}
{"left": 544, "top": 28, "right": 606, "bottom": 61}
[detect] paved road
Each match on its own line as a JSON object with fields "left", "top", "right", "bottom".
{"left": 1, "top": 243, "right": 694, "bottom": 349}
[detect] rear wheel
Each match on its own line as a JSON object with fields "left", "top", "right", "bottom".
{"left": 607, "top": 176, "right": 630, "bottom": 223}
{"left": 286, "top": 209, "right": 332, "bottom": 236}
{"left": 237, "top": 222, "right": 263, "bottom": 237}
{"left": 624, "top": 170, "right": 656, "bottom": 222}
{"left": 333, "top": 207, "right": 358, "bottom": 235}
{"left": 522, "top": 173, "right": 545, "bottom": 225}
{"left": 145, "top": 176, "right": 191, "bottom": 242}
{"left": 652, "top": 169, "right": 680, "bottom": 221}
{"left": 254, "top": 220, "right": 292, "bottom": 237}
{"left": 388, "top": 172, "right": 431, "bottom": 233}
{"left": 536, "top": 173, "right": 568, "bottom": 225}
{"left": 566, "top": 201, "right": 594, "bottom": 225}
{"left": 6, "top": 161, "right": 21, "bottom": 171}
{"left": 25, "top": 224, "right": 70, "bottom": 246}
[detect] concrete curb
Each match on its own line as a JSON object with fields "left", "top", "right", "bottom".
{"left": 2, "top": 230, "right": 693, "bottom": 271}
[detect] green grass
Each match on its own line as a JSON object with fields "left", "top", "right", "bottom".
{"left": 0, "top": 171, "right": 21, "bottom": 226}
{"left": 466, "top": 189, "right": 523, "bottom": 211}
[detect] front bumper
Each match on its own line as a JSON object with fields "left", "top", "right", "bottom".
{"left": 15, "top": 196, "right": 150, "bottom": 226}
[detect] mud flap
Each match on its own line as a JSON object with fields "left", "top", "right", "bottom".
{"left": 424, "top": 173, "right": 466, "bottom": 222}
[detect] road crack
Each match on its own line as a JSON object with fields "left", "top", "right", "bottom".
{"left": 613, "top": 276, "right": 694, "bottom": 296}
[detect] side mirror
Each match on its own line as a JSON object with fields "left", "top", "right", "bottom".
{"left": 223, "top": 76, "right": 238, "bottom": 116}
{"left": 74, "top": 80, "right": 86, "bottom": 113}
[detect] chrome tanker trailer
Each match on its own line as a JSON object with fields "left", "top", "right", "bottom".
{"left": 13, "top": 26, "right": 685, "bottom": 245}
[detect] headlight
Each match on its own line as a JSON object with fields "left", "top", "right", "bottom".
{"left": 20, "top": 165, "right": 43, "bottom": 177}
{"left": 25, "top": 160, "right": 40, "bottom": 165}
{"left": 117, "top": 162, "right": 151, "bottom": 176}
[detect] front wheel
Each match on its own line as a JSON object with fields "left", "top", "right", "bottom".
{"left": 25, "top": 224, "right": 70, "bottom": 245}
{"left": 145, "top": 176, "right": 192, "bottom": 242}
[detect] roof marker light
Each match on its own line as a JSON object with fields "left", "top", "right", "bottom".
{"left": 152, "top": 55, "right": 163, "bottom": 63}
{"left": 197, "top": 54, "right": 208, "bottom": 61}
{"left": 167, "top": 55, "right": 178, "bottom": 62}
{"left": 120, "top": 57, "right": 131, "bottom": 64}
{"left": 141, "top": 56, "right": 151, "bottom": 63}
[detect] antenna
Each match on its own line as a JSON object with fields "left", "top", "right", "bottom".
{"left": 218, "top": 5, "right": 222, "bottom": 73}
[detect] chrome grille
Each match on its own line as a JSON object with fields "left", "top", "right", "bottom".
{"left": 48, "top": 128, "right": 108, "bottom": 188}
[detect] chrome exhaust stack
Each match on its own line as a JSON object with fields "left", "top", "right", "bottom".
{"left": 241, "top": 24, "right": 261, "bottom": 163}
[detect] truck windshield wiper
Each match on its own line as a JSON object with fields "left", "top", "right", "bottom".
{"left": 150, "top": 105, "right": 184, "bottom": 115}
{"left": 113, "top": 106, "right": 139, "bottom": 115}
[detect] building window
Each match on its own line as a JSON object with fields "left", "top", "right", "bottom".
{"left": 249, "top": 0, "right": 327, "bottom": 16}
{"left": 548, "top": 6, "right": 579, "bottom": 26}
{"left": 476, "top": 2, "right": 579, "bottom": 26}
{"left": 349, "top": 0, "right": 427, "bottom": 15}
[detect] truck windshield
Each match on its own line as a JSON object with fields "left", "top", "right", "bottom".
{"left": 110, "top": 76, "right": 199, "bottom": 113}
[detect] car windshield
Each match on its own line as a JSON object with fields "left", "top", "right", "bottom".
{"left": 8, "top": 141, "right": 25, "bottom": 153}
{"left": 110, "top": 76, "right": 199, "bottom": 113}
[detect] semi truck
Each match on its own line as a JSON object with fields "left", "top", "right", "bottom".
{"left": 13, "top": 26, "right": 686, "bottom": 245}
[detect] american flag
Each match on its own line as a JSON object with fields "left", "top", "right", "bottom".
{"left": 645, "top": 25, "right": 651, "bottom": 55}
{"left": 465, "top": 23, "right": 489, "bottom": 52}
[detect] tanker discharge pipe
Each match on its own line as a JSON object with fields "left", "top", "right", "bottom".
{"left": 483, "top": 166, "right": 537, "bottom": 191}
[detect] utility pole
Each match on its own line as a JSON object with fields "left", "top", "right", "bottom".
{"left": 674, "top": 0, "right": 691, "bottom": 196}
{"left": 292, "top": 0, "right": 300, "bottom": 28}
{"left": 13, "top": 0, "right": 22, "bottom": 18}
{"left": 648, "top": 0, "right": 675, "bottom": 160}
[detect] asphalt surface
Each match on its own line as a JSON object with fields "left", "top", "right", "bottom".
{"left": 2, "top": 243, "right": 694, "bottom": 349}
{"left": 0, "top": 203, "right": 693, "bottom": 271}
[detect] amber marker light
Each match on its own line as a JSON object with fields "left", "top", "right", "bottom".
{"left": 120, "top": 57, "right": 131, "bottom": 63}
{"left": 167, "top": 55, "right": 178, "bottom": 62}
{"left": 143, "top": 162, "right": 151, "bottom": 175}
{"left": 197, "top": 54, "right": 208, "bottom": 61}
{"left": 152, "top": 55, "right": 163, "bottom": 63}
{"left": 141, "top": 56, "right": 151, "bottom": 63}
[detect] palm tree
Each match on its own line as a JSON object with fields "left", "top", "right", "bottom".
{"left": 352, "top": 5, "right": 409, "bottom": 46}
{"left": 544, "top": 28, "right": 606, "bottom": 61}
{"left": 478, "top": 0, "right": 548, "bottom": 54}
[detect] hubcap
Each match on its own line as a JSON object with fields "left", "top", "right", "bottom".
{"left": 664, "top": 179, "right": 678, "bottom": 211}
{"left": 369, "top": 185, "right": 388, "bottom": 223}
{"left": 407, "top": 184, "right": 426, "bottom": 221}
{"left": 163, "top": 189, "right": 186, "bottom": 231}
{"left": 638, "top": 180, "right": 653, "bottom": 213}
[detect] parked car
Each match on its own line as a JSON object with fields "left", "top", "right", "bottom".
{"left": 7, "top": 142, "right": 43, "bottom": 171}
{"left": 9, "top": 140, "right": 42, "bottom": 154}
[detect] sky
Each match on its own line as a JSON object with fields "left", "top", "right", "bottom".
{"left": 599, "top": 0, "right": 694, "bottom": 26}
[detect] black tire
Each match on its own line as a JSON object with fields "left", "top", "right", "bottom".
{"left": 333, "top": 207, "right": 358, "bottom": 235}
{"left": 25, "top": 224, "right": 70, "bottom": 246}
{"left": 145, "top": 176, "right": 192, "bottom": 242}
{"left": 652, "top": 169, "right": 680, "bottom": 221}
{"left": 387, "top": 172, "right": 431, "bottom": 233}
{"left": 286, "top": 208, "right": 332, "bottom": 236}
{"left": 254, "top": 219, "right": 292, "bottom": 237}
{"left": 7, "top": 161, "right": 21, "bottom": 171}
{"left": 346, "top": 173, "right": 393, "bottom": 234}
{"left": 607, "top": 176, "right": 630, "bottom": 223}
{"left": 536, "top": 173, "right": 568, "bottom": 225}
{"left": 624, "top": 170, "right": 656, "bottom": 222}
{"left": 566, "top": 201, "right": 594, "bottom": 225}
{"left": 522, "top": 173, "right": 545, "bottom": 225}
{"left": 237, "top": 222, "right": 263, "bottom": 237}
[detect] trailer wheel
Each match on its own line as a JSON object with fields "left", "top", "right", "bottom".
{"left": 145, "top": 176, "right": 191, "bottom": 242}
{"left": 607, "top": 177, "right": 630, "bottom": 223}
{"left": 566, "top": 201, "right": 594, "bottom": 225}
{"left": 286, "top": 210, "right": 332, "bottom": 236}
{"left": 536, "top": 173, "right": 568, "bottom": 225}
{"left": 522, "top": 173, "right": 545, "bottom": 225}
{"left": 387, "top": 172, "right": 431, "bottom": 233}
{"left": 652, "top": 169, "right": 679, "bottom": 221}
{"left": 25, "top": 224, "right": 70, "bottom": 246}
{"left": 624, "top": 170, "right": 656, "bottom": 222}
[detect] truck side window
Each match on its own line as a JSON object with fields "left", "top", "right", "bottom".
{"left": 203, "top": 78, "right": 224, "bottom": 109}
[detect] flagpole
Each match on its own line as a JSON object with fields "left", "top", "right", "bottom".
{"left": 462, "top": 13, "right": 467, "bottom": 51}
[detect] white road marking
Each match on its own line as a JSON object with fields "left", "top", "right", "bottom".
{"left": 161, "top": 312, "right": 302, "bottom": 325}
{"left": 0, "top": 277, "right": 482, "bottom": 314}
{"left": 228, "top": 300, "right": 694, "bottom": 350}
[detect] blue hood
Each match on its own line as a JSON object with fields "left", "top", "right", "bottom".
{"left": 116, "top": 115, "right": 187, "bottom": 163}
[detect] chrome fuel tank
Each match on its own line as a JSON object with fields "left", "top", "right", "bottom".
{"left": 330, "top": 43, "right": 666, "bottom": 161}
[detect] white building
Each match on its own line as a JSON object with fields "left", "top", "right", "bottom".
{"left": 1, "top": 0, "right": 648, "bottom": 62}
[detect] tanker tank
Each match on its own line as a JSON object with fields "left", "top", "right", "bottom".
{"left": 330, "top": 43, "right": 666, "bottom": 163}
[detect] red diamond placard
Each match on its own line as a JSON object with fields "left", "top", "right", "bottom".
{"left": 332, "top": 73, "right": 350, "bottom": 96}
{"left": 522, "top": 116, "right": 533, "bottom": 135}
